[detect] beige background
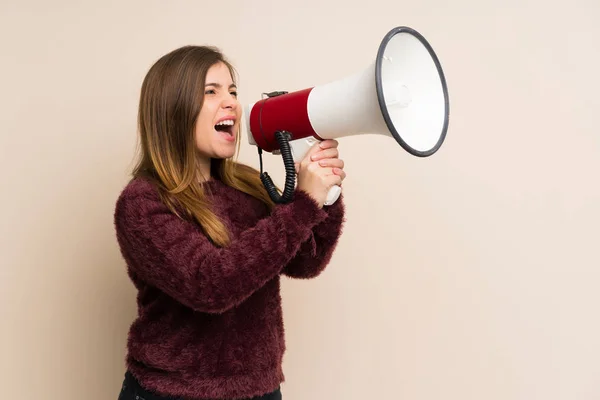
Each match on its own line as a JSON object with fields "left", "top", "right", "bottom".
{"left": 2, "top": 1, "right": 599, "bottom": 399}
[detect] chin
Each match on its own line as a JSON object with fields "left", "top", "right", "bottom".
{"left": 214, "top": 147, "right": 237, "bottom": 160}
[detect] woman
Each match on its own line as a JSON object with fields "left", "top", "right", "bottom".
{"left": 114, "top": 45, "right": 346, "bottom": 400}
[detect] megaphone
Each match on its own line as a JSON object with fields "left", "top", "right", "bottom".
{"left": 244, "top": 26, "right": 449, "bottom": 206}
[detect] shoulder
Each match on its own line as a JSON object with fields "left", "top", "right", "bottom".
{"left": 114, "top": 176, "right": 166, "bottom": 222}
{"left": 119, "top": 176, "right": 160, "bottom": 201}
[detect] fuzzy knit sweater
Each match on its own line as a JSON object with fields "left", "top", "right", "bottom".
{"left": 113, "top": 175, "right": 345, "bottom": 400}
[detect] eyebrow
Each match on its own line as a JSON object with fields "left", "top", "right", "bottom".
{"left": 205, "top": 83, "right": 237, "bottom": 89}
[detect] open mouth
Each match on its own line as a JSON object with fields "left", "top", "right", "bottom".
{"left": 215, "top": 119, "right": 235, "bottom": 137}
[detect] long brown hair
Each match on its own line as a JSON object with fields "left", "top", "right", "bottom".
{"left": 132, "top": 45, "right": 275, "bottom": 247}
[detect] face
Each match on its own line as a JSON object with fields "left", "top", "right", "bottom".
{"left": 194, "top": 61, "right": 241, "bottom": 162}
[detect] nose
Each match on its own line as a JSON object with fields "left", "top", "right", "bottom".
{"left": 221, "top": 94, "right": 238, "bottom": 110}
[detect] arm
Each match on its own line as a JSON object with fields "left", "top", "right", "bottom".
{"left": 114, "top": 181, "right": 328, "bottom": 314}
{"left": 281, "top": 193, "right": 345, "bottom": 279}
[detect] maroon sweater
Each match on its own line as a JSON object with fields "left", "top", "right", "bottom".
{"left": 113, "top": 175, "right": 345, "bottom": 399}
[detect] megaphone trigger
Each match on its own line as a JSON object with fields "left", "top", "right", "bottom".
{"left": 288, "top": 136, "right": 321, "bottom": 163}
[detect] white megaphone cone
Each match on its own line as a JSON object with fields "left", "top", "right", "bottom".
{"left": 245, "top": 26, "right": 449, "bottom": 205}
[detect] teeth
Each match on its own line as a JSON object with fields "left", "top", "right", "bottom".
{"left": 216, "top": 120, "right": 234, "bottom": 126}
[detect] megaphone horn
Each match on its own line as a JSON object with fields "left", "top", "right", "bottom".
{"left": 244, "top": 26, "right": 449, "bottom": 205}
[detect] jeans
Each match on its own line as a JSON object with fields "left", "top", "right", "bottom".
{"left": 118, "top": 371, "right": 282, "bottom": 400}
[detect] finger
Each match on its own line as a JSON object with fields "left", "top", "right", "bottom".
{"left": 318, "top": 139, "right": 339, "bottom": 149}
{"left": 311, "top": 148, "right": 339, "bottom": 161}
{"left": 305, "top": 161, "right": 324, "bottom": 173}
{"left": 325, "top": 173, "right": 343, "bottom": 187}
{"left": 333, "top": 168, "right": 346, "bottom": 181}
{"left": 318, "top": 158, "right": 344, "bottom": 169}
{"left": 301, "top": 141, "right": 328, "bottom": 164}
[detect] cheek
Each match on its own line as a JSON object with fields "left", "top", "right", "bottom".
{"left": 198, "top": 98, "right": 218, "bottom": 120}
{"left": 195, "top": 106, "right": 216, "bottom": 139}
{"left": 197, "top": 108, "right": 212, "bottom": 127}
{"left": 194, "top": 122, "right": 210, "bottom": 149}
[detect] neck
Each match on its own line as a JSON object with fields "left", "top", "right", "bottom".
{"left": 197, "top": 156, "right": 212, "bottom": 183}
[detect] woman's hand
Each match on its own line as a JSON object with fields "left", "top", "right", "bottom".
{"left": 295, "top": 139, "right": 346, "bottom": 208}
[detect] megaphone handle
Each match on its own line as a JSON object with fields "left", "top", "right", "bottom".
{"left": 324, "top": 184, "right": 342, "bottom": 206}
{"left": 289, "top": 137, "right": 342, "bottom": 206}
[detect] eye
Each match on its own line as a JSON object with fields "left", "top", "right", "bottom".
{"left": 230, "top": 91, "right": 238, "bottom": 97}
{"left": 205, "top": 89, "right": 216, "bottom": 95}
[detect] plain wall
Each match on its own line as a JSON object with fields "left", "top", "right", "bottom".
{"left": 1, "top": 1, "right": 599, "bottom": 399}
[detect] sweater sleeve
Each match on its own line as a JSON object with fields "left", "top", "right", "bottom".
{"left": 281, "top": 192, "right": 346, "bottom": 279}
{"left": 114, "top": 181, "right": 329, "bottom": 314}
